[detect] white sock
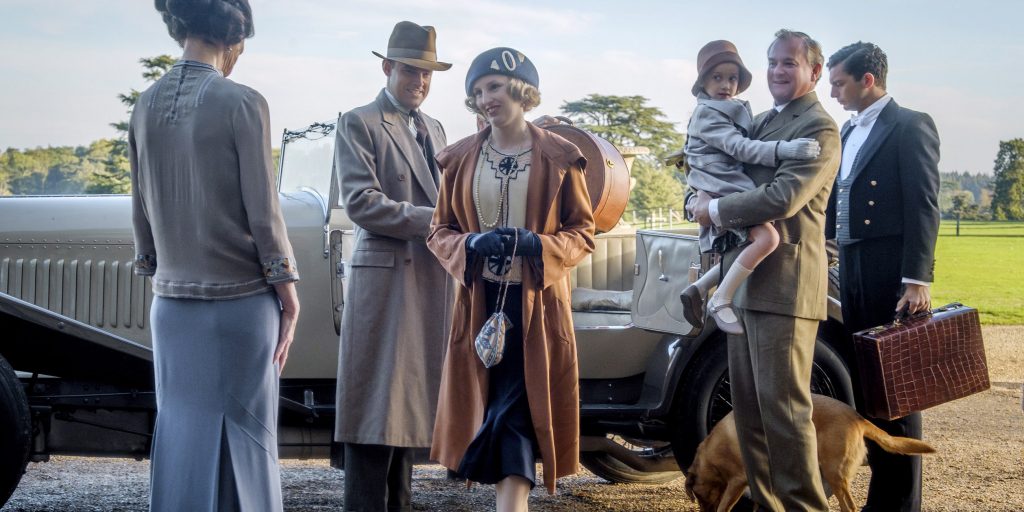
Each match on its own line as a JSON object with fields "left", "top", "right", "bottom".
{"left": 692, "top": 263, "right": 721, "bottom": 298}
{"left": 710, "top": 263, "right": 753, "bottom": 323}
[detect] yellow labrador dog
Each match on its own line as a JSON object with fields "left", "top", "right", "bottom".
{"left": 684, "top": 394, "right": 935, "bottom": 512}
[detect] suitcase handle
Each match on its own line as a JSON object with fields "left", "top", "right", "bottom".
{"left": 893, "top": 302, "right": 965, "bottom": 326}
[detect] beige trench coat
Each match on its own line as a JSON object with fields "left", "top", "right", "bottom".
{"left": 333, "top": 91, "right": 452, "bottom": 448}
{"left": 427, "top": 124, "right": 596, "bottom": 493}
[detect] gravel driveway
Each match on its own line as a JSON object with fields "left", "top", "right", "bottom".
{"left": 4, "top": 327, "right": 1021, "bottom": 512}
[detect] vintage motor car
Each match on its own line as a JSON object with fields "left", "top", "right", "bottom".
{"left": 0, "top": 120, "right": 854, "bottom": 505}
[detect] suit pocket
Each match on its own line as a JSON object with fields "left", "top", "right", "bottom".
{"left": 745, "top": 241, "right": 798, "bottom": 305}
{"left": 351, "top": 249, "right": 395, "bottom": 268}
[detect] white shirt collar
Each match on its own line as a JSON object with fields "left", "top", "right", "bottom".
{"left": 383, "top": 88, "right": 418, "bottom": 134}
{"left": 383, "top": 88, "right": 412, "bottom": 115}
{"left": 850, "top": 94, "right": 892, "bottom": 127}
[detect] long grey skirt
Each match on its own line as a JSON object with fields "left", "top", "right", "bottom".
{"left": 149, "top": 290, "right": 283, "bottom": 512}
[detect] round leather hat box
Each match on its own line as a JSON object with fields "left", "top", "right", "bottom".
{"left": 544, "top": 124, "right": 630, "bottom": 233}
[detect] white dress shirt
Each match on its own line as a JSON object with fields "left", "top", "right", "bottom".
{"left": 383, "top": 88, "right": 418, "bottom": 136}
{"left": 839, "top": 95, "right": 892, "bottom": 180}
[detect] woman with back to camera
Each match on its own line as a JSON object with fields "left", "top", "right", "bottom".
{"left": 427, "top": 47, "right": 596, "bottom": 511}
{"left": 130, "top": 1, "right": 299, "bottom": 510}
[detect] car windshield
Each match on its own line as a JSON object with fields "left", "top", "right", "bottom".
{"left": 278, "top": 120, "right": 336, "bottom": 202}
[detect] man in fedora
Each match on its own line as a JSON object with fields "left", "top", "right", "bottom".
{"left": 333, "top": 20, "right": 452, "bottom": 512}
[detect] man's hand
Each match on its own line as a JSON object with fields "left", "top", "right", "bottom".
{"left": 687, "top": 190, "right": 714, "bottom": 227}
{"left": 896, "top": 283, "right": 931, "bottom": 315}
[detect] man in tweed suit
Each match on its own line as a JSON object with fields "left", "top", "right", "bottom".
{"left": 690, "top": 29, "right": 840, "bottom": 511}
{"left": 826, "top": 41, "right": 940, "bottom": 512}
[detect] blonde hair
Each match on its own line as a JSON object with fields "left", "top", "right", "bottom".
{"left": 464, "top": 77, "right": 541, "bottom": 115}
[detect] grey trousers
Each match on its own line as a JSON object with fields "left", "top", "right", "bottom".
{"left": 149, "top": 291, "right": 283, "bottom": 512}
{"left": 727, "top": 308, "right": 828, "bottom": 512}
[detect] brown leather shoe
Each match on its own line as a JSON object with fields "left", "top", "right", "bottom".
{"left": 680, "top": 284, "right": 705, "bottom": 330}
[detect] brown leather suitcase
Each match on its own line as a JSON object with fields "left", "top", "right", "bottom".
{"left": 853, "top": 302, "right": 990, "bottom": 420}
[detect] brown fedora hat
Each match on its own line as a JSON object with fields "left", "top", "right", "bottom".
{"left": 691, "top": 40, "right": 752, "bottom": 97}
{"left": 372, "top": 21, "right": 452, "bottom": 71}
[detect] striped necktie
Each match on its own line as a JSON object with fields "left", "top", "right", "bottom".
{"left": 410, "top": 110, "right": 438, "bottom": 186}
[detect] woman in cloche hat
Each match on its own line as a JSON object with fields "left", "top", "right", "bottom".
{"left": 425, "top": 47, "right": 596, "bottom": 511}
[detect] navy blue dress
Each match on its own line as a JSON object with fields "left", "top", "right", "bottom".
{"left": 457, "top": 280, "right": 539, "bottom": 486}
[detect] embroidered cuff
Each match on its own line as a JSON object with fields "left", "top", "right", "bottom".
{"left": 134, "top": 254, "right": 157, "bottom": 276}
{"left": 262, "top": 256, "right": 299, "bottom": 283}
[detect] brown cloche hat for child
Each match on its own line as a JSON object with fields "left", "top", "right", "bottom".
{"left": 691, "top": 40, "right": 752, "bottom": 97}
{"left": 372, "top": 21, "right": 452, "bottom": 71}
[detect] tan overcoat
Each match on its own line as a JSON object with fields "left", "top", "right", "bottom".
{"left": 333, "top": 91, "right": 452, "bottom": 448}
{"left": 427, "top": 124, "right": 595, "bottom": 493}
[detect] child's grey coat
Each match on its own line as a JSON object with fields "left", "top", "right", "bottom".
{"left": 684, "top": 93, "right": 779, "bottom": 252}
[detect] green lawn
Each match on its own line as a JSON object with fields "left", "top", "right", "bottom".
{"left": 649, "top": 219, "right": 1024, "bottom": 325}
{"left": 932, "top": 221, "right": 1024, "bottom": 325}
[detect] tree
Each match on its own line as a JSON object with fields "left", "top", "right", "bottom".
{"left": 559, "top": 94, "right": 686, "bottom": 215}
{"left": 89, "top": 55, "right": 175, "bottom": 194}
{"left": 627, "top": 160, "right": 685, "bottom": 213}
{"left": 560, "top": 94, "right": 684, "bottom": 158}
{"left": 110, "top": 56, "right": 177, "bottom": 134}
{"left": 948, "top": 190, "right": 981, "bottom": 234}
{"left": 990, "top": 138, "right": 1024, "bottom": 221}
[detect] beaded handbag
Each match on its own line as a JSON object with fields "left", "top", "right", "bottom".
{"left": 474, "top": 230, "right": 518, "bottom": 368}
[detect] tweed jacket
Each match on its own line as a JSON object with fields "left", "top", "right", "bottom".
{"left": 333, "top": 90, "right": 453, "bottom": 448}
{"left": 715, "top": 92, "right": 841, "bottom": 320}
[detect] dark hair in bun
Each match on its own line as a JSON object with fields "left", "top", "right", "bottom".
{"left": 155, "top": 0, "right": 254, "bottom": 47}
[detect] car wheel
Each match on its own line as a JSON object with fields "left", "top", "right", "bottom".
{"left": 669, "top": 333, "right": 853, "bottom": 472}
{"left": 0, "top": 354, "right": 31, "bottom": 507}
{"left": 580, "top": 436, "right": 680, "bottom": 484}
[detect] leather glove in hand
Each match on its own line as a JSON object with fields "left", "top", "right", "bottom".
{"left": 493, "top": 227, "right": 543, "bottom": 257}
{"left": 466, "top": 231, "right": 507, "bottom": 257}
{"left": 777, "top": 138, "right": 821, "bottom": 160}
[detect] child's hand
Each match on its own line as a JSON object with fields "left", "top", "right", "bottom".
{"left": 777, "top": 138, "right": 821, "bottom": 161}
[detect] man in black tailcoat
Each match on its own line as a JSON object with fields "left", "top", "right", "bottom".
{"left": 826, "top": 41, "right": 941, "bottom": 512}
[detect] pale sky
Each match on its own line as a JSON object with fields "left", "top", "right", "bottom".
{"left": 1, "top": 0, "right": 1021, "bottom": 175}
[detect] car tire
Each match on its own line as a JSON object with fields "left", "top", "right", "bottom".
{"left": 580, "top": 439, "right": 680, "bottom": 485}
{"left": 669, "top": 333, "right": 853, "bottom": 472}
{"left": 0, "top": 354, "right": 31, "bottom": 507}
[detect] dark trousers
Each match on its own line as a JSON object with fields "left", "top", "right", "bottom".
{"left": 343, "top": 443, "right": 413, "bottom": 512}
{"left": 839, "top": 237, "right": 923, "bottom": 512}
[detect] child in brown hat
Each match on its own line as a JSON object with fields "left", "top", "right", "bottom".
{"left": 680, "top": 40, "right": 821, "bottom": 334}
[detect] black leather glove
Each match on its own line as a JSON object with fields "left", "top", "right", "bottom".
{"left": 466, "top": 231, "right": 506, "bottom": 257}
{"left": 494, "top": 227, "right": 543, "bottom": 257}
